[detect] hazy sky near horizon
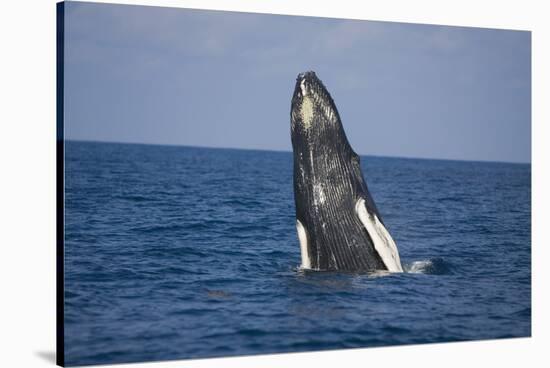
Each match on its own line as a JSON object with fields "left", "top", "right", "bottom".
{"left": 64, "top": 2, "right": 531, "bottom": 163}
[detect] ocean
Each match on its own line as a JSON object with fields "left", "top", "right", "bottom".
{"left": 63, "top": 140, "right": 531, "bottom": 366}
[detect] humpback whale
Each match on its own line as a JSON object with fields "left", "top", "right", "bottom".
{"left": 290, "top": 71, "right": 403, "bottom": 272}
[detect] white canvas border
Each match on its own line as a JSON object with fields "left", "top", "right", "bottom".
{"left": 0, "top": 1, "right": 546, "bottom": 367}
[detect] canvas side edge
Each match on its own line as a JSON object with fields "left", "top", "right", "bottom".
{"left": 56, "top": 2, "right": 65, "bottom": 367}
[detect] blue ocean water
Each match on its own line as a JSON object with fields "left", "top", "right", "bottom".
{"left": 64, "top": 141, "right": 531, "bottom": 366}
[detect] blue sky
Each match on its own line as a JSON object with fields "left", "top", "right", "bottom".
{"left": 64, "top": 1, "right": 531, "bottom": 163}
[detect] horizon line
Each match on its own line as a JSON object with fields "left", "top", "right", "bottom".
{"left": 65, "top": 138, "right": 531, "bottom": 165}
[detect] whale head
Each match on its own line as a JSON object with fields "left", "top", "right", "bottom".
{"left": 290, "top": 71, "right": 357, "bottom": 191}
{"left": 290, "top": 71, "right": 350, "bottom": 155}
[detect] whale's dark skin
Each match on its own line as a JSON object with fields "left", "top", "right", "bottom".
{"left": 290, "top": 71, "right": 402, "bottom": 272}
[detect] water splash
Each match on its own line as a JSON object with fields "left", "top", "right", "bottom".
{"left": 405, "top": 258, "right": 454, "bottom": 275}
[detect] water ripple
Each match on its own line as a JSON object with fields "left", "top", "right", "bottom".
{"left": 64, "top": 142, "right": 531, "bottom": 366}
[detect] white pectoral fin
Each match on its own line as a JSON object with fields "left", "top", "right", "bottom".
{"left": 296, "top": 219, "right": 311, "bottom": 269}
{"left": 355, "top": 198, "right": 403, "bottom": 272}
